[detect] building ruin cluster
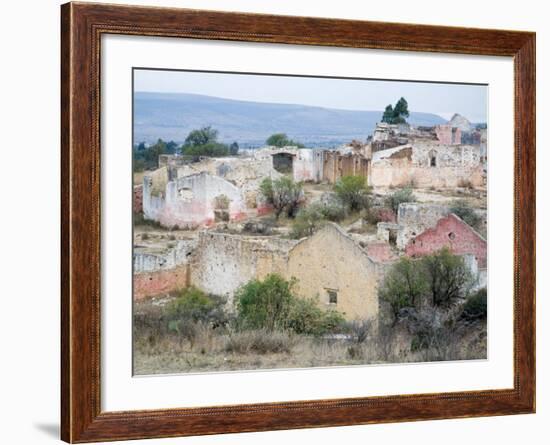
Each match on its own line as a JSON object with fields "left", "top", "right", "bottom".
{"left": 134, "top": 114, "right": 488, "bottom": 324}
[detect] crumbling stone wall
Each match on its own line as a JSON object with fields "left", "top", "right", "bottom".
{"left": 133, "top": 239, "right": 197, "bottom": 299}
{"left": 322, "top": 152, "right": 369, "bottom": 184}
{"left": 189, "top": 231, "right": 294, "bottom": 303}
{"left": 370, "top": 143, "right": 485, "bottom": 188}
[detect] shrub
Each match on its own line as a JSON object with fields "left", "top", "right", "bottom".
{"left": 461, "top": 288, "right": 487, "bottom": 320}
{"left": 223, "top": 329, "right": 297, "bottom": 354}
{"left": 385, "top": 187, "right": 416, "bottom": 213}
{"left": 167, "top": 287, "right": 228, "bottom": 328}
{"left": 333, "top": 175, "right": 372, "bottom": 212}
{"left": 235, "top": 274, "right": 296, "bottom": 331}
{"left": 290, "top": 202, "right": 346, "bottom": 239}
{"left": 345, "top": 319, "right": 373, "bottom": 344}
{"left": 259, "top": 177, "right": 304, "bottom": 219}
{"left": 287, "top": 297, "right": 345, "bottom": 336}
{"left": 449, "top": 200, "right": 483, "bottom": 232}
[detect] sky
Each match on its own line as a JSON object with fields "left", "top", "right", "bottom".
{"left": 134, "top": 69, "right": 487, "bottom": 123}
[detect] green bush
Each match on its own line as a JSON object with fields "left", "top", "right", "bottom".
{"left": 235, "top": 274, "right": 346, "bottom": 336}
{"left": 167, "top": 287, "right": 228, "bottom": 327}
{"left": 288, "top": 298, "right": 345, "bottom": 336}
{"left": 235, "top": 274, "right": 296, "bottom": 331}
{"left": 461, "top": 288, "right": 487, "bottom": 320}
{"left": 333, "top": 175, "right": 372, "bottom": 212}
{"left": 385, "top": 187, "right": 416, "bottom": 213}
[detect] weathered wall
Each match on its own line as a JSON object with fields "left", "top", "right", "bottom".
{"left": 435, "top": 124, "right": 461, "bottom": 145}
{"left": 133, "top": 185, "right": 143, "bottom": 214}
{"left": 286, "top": 224, "right": 380, "bottom": 321}
{"left": 189, "top": 231, "right": 293, "bottom": 302}
{"left": 370, "top": 143, "right": 485, "bottom": 188}
{"left": 133, "top": 239, "right": 197, "bottom": 299}
{"left": 323, "top": 152, "right": 369, "bottom": 184}
{"left": 143, "top": 172, "right": 247, "bottom": 228}
{"left": 133, "top": 265, "right": 189, "bottom": 300}
{"left": 396, "top": 203, "right": 450, "bottom": 249}
{"left": 405, "top": 214, "right": 487, "bottom": 268}
{"left": 364, "top": 242, "right": 397, "bottom": 263}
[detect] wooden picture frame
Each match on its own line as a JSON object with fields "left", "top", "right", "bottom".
{"left": 61, "top": 2, "right": 536, "bottom": 442}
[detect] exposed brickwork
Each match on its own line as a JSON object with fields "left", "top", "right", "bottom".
{"left": 133, "top": 265, "right": 189, "bottom": 300}
{"left": 405, "top": 213, "right": 487, "bottom": 267}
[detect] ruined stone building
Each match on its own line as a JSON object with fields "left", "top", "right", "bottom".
{"left": 133, "top": 223, "right": 385, "bottom": 321}
{"left": 287, "top": 224, "right": 382, "bottom": 321}
{"left": 369, "top": 142, "right": 485, "bottom": 188}
{"left": 405, "top": 213, "right": 487, "bottom": 269}
{"left": 143, "top": 171, "right": 248, "bottom": 228}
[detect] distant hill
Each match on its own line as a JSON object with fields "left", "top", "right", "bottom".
{"left": 134, "top": 92, "right": 447, "bottom": 147}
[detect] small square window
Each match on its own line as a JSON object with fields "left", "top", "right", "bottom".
{"left": 327, "top": 290, "right": 338, "bottom": 304}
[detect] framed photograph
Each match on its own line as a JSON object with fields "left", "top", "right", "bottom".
{"left": 61, "top": 2, "right": 535, "bottom": 442}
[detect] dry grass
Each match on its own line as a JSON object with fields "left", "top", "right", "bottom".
{"left": 133, "top": 321, "right": 486, "bottom": 375}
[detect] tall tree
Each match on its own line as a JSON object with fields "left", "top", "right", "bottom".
{"left": 381, "top": 104, "right": 395, "bottom": 124}
{"left": 381, "top": 98, "right": 410, "bottom": 124}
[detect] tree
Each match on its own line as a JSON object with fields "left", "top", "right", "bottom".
{"left": 229, "top": 141, "right": 239, "bottom": 155}
{"left": 379, "top": 257, "right": 428, "bottom": 325}
{"left": 266, "top": 133, "right": 304, "bottom": 148}
{"left": 380, "top": 97, "right": 410, "bottom": 124}
{"left": 165, "top": 140, "right": 179, "bottom": 154}
{"left": 381, "top": 105, "right": 395, "bottom": 124}
{"left": 421, "top": 248, "right": 474, "bottom": 307}
{"left": 259, "top": 177, "right": 303, "bottom": 219}
{"left": 182, "top": 142, "right": 229, "bottom": 157}
{"left": 181, "top": 126, "right": 233, "bottom": 157}
{"left": 393, "top": 97, "right": 410, "bottom": 123}
{"left": 235, "top": 274, "right": 296, "bottom": 331}
{"left": 184, "top": 126, "right": 219, "bottom": 147}
{"left": 333, "top": 175, "right": 371, "bottom": 212}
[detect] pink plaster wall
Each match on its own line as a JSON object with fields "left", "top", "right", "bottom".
{"left": 405, "top": 214, "right": 487, "bottom": 267}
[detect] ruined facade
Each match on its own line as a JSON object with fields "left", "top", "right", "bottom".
{"left": 405, "top": 213, "right": 487, "bottom": 268}
{"left": 322, "top": 151, "right": 370, "bottom": 184}
{"left": 143, "top": 172, "right": 247, "bottom": 228}
{"left": 369, "top": 142, "right": 485, "bottom": 188}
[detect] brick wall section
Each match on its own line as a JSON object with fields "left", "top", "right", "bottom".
{"left": 405, "top": 214, "right": 487, "bottom": 267}
{"left": 133, "top": 265, "right": 189, "bottom": 300}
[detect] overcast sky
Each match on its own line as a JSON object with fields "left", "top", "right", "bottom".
{"left": 134, "top": 69, "right": 487, "bottom": 122}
